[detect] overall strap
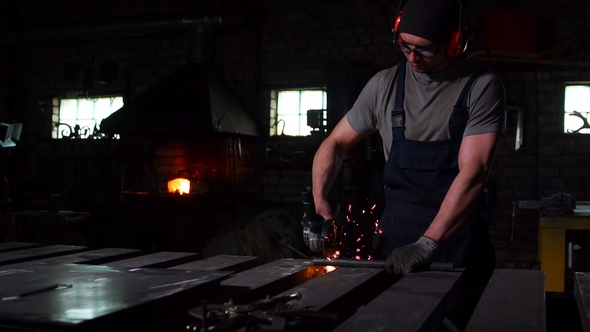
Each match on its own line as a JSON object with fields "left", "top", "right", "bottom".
{"left": 391, "top": 62, "right": 407, "bottom": 140}
{"left": 449, "top": 67, "right": 488, "bottom": 140}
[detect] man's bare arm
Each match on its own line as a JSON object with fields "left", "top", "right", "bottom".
{"left": 312, "top": 116, "right": 367, "bottom": 220}
{"left": 424, "top": 132, "right": 499, "bottom": 244}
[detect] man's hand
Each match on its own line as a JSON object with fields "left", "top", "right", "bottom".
{"left": 385, "top": 236, "right": 439, "bottom": 278}
{"left": 314, "top": 198, "right": 334, "bottom": 221}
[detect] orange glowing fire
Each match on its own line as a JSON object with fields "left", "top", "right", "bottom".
{"left": 167, "top": 178, "right": 191, "bottom": 195}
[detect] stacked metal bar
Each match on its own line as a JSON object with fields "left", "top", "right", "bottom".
{"left": 0, "top": 242, "right": 546, "bottom": 332}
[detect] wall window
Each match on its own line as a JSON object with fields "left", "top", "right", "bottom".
{"left": 564, "top": 84, "right": 590, "bottom": 134}
{"left": 53, "top": 96, "right": 123, "bottom": 139}
{"left": 270, "top": 89, "right": 327, "bottom": 136}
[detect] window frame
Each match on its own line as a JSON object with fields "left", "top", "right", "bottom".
{"left": 563, "top": 82, "right": 590, "bottom": 135}
{"left": 270, "top": 87, "right": 327, "bottom": 137}
{"left": 53, "top": 94, "right": 124, "bottom": 139}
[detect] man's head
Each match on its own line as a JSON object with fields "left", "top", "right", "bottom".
{"left": 392, "top": 0, "right": 465, "bottom": 72}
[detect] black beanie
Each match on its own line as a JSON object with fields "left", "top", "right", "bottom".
{"left": 398, "top": 0, "right": 461, "bottom": 43}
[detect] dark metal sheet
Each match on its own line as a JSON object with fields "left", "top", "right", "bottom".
{"left": 214, "top": 258, "right": 324, "bottom": 304}
{"left": 4, "top": 248, "right": 144, "bottom": 268}
{"left": 276, "top": 267, "right": 388, "bottom": 310}
{"left": 0, "top": 245, "right": 88, "bottom": 265}
{"left": 465, "top": 269, "right": 546, "bottom": 332}
{"left": 275, "top": 267, "right": 391, "bottom": 328}
{"left": 102, "top": 251, "right": 200, "bottom": 268}
{"left": 333, "top": 270, "right": 463, "bottom": 332}
{"left": 0, "top": 263, "right": 231, "bottom": 331}
{"left": 0, "top": 242, "right": 39, "bottom": 253}
{"left": 169, "top": 254, "right": 261, "bottom": 272}
{"left": 575, "top": 272, "right": 590, "bottom": 332}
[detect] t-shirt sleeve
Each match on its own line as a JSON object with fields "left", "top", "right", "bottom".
{"left": 464, "top": 72, "right": 505, "bottom": 137}
{"left": 346, "top": 69, "right": 392, "bottom": 136}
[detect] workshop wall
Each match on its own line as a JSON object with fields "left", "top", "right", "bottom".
{"left": 2, "top": 0, "right": 590, "bottom": 268}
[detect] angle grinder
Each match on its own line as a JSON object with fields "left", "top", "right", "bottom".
{"left": 300, "top": 186, "right": 339, "bottom": 257}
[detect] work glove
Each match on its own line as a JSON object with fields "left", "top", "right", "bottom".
{"left": 385, "top": 236, "right": 439, "bottom": 278}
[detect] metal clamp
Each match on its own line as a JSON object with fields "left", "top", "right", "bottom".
{"left": 187, "top": 292, "right": 337, "bottom": 331}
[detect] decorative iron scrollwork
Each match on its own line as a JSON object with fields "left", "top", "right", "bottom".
{"left": 55, "top": 123, "right": 113, "bottom": 139}
{"left": 567, "top": 111, "right": 590, "bottom": 134}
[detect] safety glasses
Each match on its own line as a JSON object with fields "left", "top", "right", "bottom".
{"left": 394, "top": 38, "right": 446, "bottom": 59}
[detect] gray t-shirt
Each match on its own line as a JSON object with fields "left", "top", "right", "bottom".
{"left": 346, "top": 60, "right": 505, "bottom": 159}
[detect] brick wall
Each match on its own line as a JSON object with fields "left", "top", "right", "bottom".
{"left": 2, "top": 0, "right": 590, "bottom": 268}
{"left": 263, "top": 167, "right": 312, "bottom": 203}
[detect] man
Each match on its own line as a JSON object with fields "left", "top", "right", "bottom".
{"left": 311, "top": 0, "right": 504, "bottom": 282}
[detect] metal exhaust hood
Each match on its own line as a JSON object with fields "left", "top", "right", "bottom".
{"left": 91, "top": 16, "right": 259, "bottom": 137}
{"left": 100, "top": 62, "right": 259, "bottom": 136}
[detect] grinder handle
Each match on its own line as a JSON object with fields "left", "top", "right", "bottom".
{"left": 301, "top": 186, "right": 324, "bottom": 225}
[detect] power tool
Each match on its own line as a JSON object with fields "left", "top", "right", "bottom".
{"left": 300, "top": 186, "right": 339, "bottom": 257}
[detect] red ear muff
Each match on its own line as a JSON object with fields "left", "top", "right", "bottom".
{"left": 394, "top": 2, "right": 468, "bottom": 58}
{"left": 392, "top": 10, "right": 403, "bottom": 43}
{"left": 446, "top": 29, "right": 463, "bottom": 57}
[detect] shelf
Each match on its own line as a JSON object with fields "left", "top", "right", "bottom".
{"left": 469, "top": 50, "right": 590, "bottom": 68}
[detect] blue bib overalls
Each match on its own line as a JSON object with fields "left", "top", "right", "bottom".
{"left": 374, "top": 62, "right": 495, "bottom": 275}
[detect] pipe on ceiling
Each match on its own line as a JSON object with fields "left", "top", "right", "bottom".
{"left": 0, "top": 16, "right": 224, "bottom": 45}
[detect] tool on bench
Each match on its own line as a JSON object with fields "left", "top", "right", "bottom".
{"left": 312, "top": 257, "right": 455, "bottom": 271}
{"left": 511, "top": 192, "right": 576, "bottom": 242}
{"left": 187, "top": 292, "right": 337, "bottom": 331}
{"left": 515, "top": 192, "right": 576, "bottom": 215}
{"left": 300, "top": 186, "right": 340, "bottom": 258}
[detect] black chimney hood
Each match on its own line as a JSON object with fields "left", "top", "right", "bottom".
{"left": 100, "top": 62, "right": 259, "bottom": 136}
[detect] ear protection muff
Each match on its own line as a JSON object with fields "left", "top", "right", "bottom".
{"left": 446, "top": 25, "right": 468, "bottom": 57}
{"left": 391, "top": 1, "right": 469, "bottom": 58}
{"left": 392, "top": 10, "right": 404, "bottom": 44}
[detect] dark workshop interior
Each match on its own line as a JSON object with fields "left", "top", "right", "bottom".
{"left": 0, "top": 0, "right": 589, "bottom": 331}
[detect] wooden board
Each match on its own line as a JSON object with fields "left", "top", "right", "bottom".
{"left": 333, "top": 270, "right": 463, "bottom": 332}
{"left": 465, "top": 269, "right": 546, "bottom": 332}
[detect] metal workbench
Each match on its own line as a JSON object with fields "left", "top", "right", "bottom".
{"left": 539, "top": 203, "right": 590, "bottom": 292}
{"left": 0, "top": 242, "right": 546, "bottom": 331}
